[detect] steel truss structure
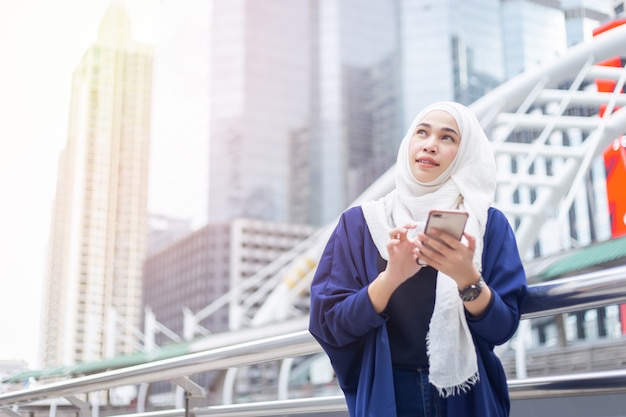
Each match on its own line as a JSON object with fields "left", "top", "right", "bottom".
{"left": 245, "top": 22, "right": 626, "bottom": 327}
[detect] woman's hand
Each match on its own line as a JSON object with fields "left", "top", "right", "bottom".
{"left": 415, "top": 229, "right": 478, "bottom": 289}
{"left": 385, "top": 224, "right": 422, "bottom": 284}
{"left": 415, "top": 229, "right": 493, "bottom": 315}
{"left": 368, "top": 224, "right": 422, "bottom": 313}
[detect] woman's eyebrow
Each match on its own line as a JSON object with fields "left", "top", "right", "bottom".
{"left": 442, "top": 127, "right": 460, "bottom": 136}
{"left": 417, "top": 122, "right": 459, "bottom": 137}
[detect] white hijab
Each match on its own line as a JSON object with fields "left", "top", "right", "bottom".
{"left": 361, "top": 101, "right": 496, "bottom": 396}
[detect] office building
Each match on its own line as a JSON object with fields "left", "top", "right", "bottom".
{"left": 310, "top": 1, "right": 403, "bottom": 224}
{"left": 143, "top": 218, "right": 316, "bottom": 340}
{"left": 562, "top": 0, "right": 615, "bottom": 46}
{"left": 142, "top": 218, "right": 316, "bottom": 400}
{"left": 150, "top": 0, "right": 402, "bottom": 228}
{"left": 501, "top": 0, "right": 568, "bottom": 78}
{"left": 39, "top": 2, "right": 153, "bottom": 366}
{"left": 399, "top": 0, "right": 505, "bottom": 126}
{"left": 203, "top": 0, "right": 312, "bottom": 224}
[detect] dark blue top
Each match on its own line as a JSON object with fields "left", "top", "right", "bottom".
{"left": 309, "top": 206, "right": 527, "bottom": 417}
{"left": 384, "top": 261, "right": 437, "bottom": 368}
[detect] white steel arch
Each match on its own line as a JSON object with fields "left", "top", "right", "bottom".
{"left": 179, "top": 23, "right": 626, "bottom": 332}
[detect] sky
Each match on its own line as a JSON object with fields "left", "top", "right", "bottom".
{"left": 0, "top": 0, "right": 159, "bottom": 368}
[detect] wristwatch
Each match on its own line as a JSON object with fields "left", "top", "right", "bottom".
{"left": 459, "top": 277, "right": 485, "bottom": 302}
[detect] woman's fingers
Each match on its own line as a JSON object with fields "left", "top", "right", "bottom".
{"left": 416, "top": 229, "right": 477, "bottom": 280}
{"left": 388, "top": 224, "right": 417, "bottom": 241}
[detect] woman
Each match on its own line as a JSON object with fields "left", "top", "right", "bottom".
{"left": 308, "top": 101, "right": 527, "bottom": 417}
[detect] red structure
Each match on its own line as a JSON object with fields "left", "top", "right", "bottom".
{"left": 593, "top": 19, "right": 626, "bottom": 238}
{"left": 593, "top": 19, "right": 626, "bottom": 333}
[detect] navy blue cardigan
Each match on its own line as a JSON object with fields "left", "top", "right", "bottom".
{"left": 309, "top": 206, "right": 527, "bottom": 417}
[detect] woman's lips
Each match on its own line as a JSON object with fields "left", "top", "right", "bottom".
{"left": 416, "top": 156, "right": 439, "bottom": 166}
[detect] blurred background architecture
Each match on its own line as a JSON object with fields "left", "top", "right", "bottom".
{"left": 39, "top": 1, "right": 153, "bottom": 367}
{"left": 1, "top": 0, "right": 625, "bottom": 413}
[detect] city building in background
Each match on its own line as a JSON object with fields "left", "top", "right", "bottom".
{"left": 149, "top": 0, "right": 402, "bottom": 229}
{"left": 146, "top": 214, "right": 192, "bottom": 257}
{"left": 39, "top": 2, "right": 153, "bottom": 367}
{"left": 501, "top": 0, "right": 568, "bottom": 78}
{"left": 205, "top": 0, "right": 312, "bottom": 225}
{"left": 563, "top": 0, "right": 616, "bottom": 46}
{"left": 143, "top": 218, "right": 316, "bottom": 341}
{"left": 145, "top": 0, "right": 621, "bottom": 347}
{"left": 399, "top": 0, "right": 505, "bottom": 125}
{"left": 149, "top": 0, "right": 621, "bottom": 231}
{"left": 142, "top": 218, "right": 316, "bottom": 401}
{"left": 310, "top": 0, "right": 403, "bottom": 225}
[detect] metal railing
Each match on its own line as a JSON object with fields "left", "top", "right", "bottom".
{"left": 1, "top": 265, "right": 626, "bottom": 417}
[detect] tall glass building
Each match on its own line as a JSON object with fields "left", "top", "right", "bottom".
{"left": 40, "top": 2, "right": 153, "bottom": 367}
{"left": 399, "top": 0, "right": 505, "bottom": 127}
{"left": 562, "top": 0, "right": 615, "bottom": 46}
{"left": 150, "top": 0, "right": 619, "bottom": 232}
{"left": 311, "top": 0, "right": 402, "bottom": 224}
{"left": 207, "top": 0, "right": 312, "bottom": 224}
{"left": 149, "top": 0, "right": 403, "bottom": 227}
{"left": 501, "top": 0, "right": 568, "bottom": 78}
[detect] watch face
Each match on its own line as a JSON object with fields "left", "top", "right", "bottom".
{"left": 459, "top": 278, "right": 483, "bottom": 302}
{"left": 460, "top": 286, "right": 481, "bottom": 302}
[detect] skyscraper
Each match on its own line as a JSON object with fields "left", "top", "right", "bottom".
{"left": 311, "top": 0, "right": 402, "bottom": 225}
{"left": 40, "top": 1, "right": 153, "bottom": 367}
{"left": 150, "top": 0, "right": 402, "bottom": 228}
{"left": 399, "top": 0, "right": 505, "bottom": 126}
{"left": 207, "top": 0, "right": 312, "bottom": 224}
{"left": 149, "top": 0, "right": 619, "bottom": 237}
{"left": 562, "top": 0, "right": 615, "bottom": 46}
{"left": 501, "top": 0, "right": 568, "bottom": 78}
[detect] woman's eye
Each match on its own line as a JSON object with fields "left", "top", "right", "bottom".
{"left": 416, "top": 129, "right": 427, "bottom": 135}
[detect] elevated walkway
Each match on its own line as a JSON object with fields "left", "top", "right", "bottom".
{"left": 2, "top": 16, "right": 626, "bottom": 417}
{"left": 2, "top": 263, "right": 626, "bottom": 417}
{"left": 5, "top": 235, "right": 625, "bottom": 387}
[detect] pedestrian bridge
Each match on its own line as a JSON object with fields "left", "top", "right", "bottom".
{"left": 1, "top": 265, "right": 626, "bottom": 417}
{"left": 2, "top": 18, "right": 626, "bottom": 417}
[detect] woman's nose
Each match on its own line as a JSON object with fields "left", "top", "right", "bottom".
{"left": 422, "top": 138, "right": 437, "bottom": 152}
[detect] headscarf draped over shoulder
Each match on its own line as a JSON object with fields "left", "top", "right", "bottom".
{"left": 361, "top": 101, "right": 497, "bottom": 397}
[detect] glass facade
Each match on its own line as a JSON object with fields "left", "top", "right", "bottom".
{"left": 41, "top": 3, "right": 153, "bottom": 366}
{"left": 400, "top": 0, "right": 505, "bottom": 127}
{"left": 501, "top": 0, "right": 568, "bottom": 78}
{"left": 208, "top": 0, "right": 312, "bottom": 224}
{"left": 312, "top": 0, "right": 402, "bottom": 224}
{"left": 199, "top": 0, "right": 404, "bottom": 227}
{"left": 562, "top": 0, "right": 614, "bottom": 46}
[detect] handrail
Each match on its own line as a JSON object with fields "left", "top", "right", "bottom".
{"left": 14, "top": 368, "right": 626, "bottom": 417}
{"left": 522, "top": 265, "right": 626, "bottom": 319}
{"left": 2, "top": 267, "right": 626, "bottom": 413}
{"left": 0, "top": 331, "right": 319, "bottom": 405}
{"left": 507, "top": 369, "right": 626, "bottom": 399}
{"left": 113, "top": 367, "right": 626, "bottom": 417}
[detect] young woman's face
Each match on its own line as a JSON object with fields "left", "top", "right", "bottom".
{"left": 407, "top": 110, "right": 461, "bottom": 183}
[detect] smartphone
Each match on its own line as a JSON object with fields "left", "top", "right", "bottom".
{"left": 418, "top": 209, "right": 468, "bottom": 266}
